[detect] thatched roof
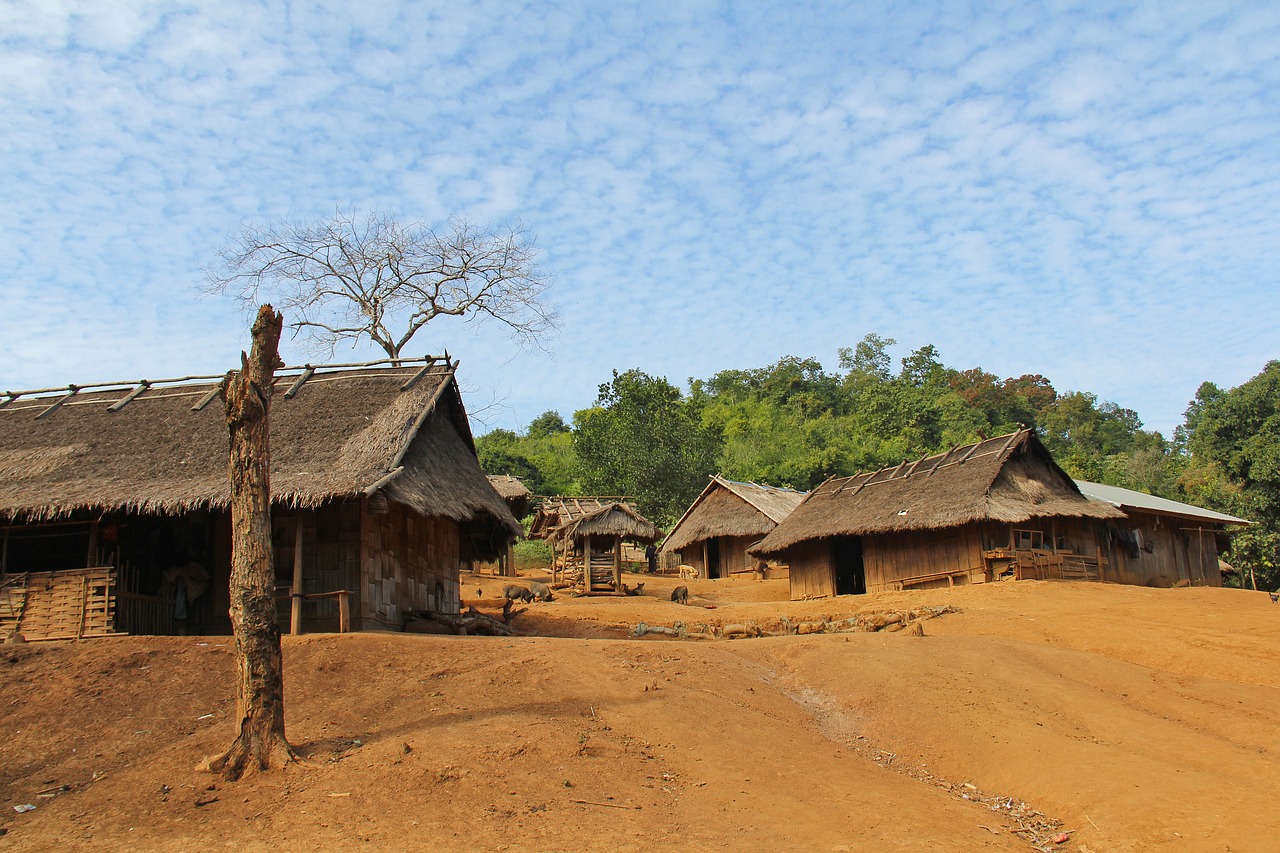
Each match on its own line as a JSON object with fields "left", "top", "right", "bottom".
{"left": 0, "top": 359, "right": 519, "bottom": 538}
{"left": 662, "top": 475, "right": 807, "bottom": 553}
{"left": 752, "top": 429, "right": 1123, "bottom": 556}
{"left": 487, "top": 475, "right": 532, "bottom": 502}
{"left": 529, "top": 496, "right": 663, "bottom": 544}
{"left": 486, "top": 474, "right": 533, "bottom": 521}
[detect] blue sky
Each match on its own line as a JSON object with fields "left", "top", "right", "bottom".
{"left": 2, "top": 1, "right": 1278, "bottom": 437}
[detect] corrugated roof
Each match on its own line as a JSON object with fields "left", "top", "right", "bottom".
{"left": 1074, "top": 480, "right": 1250, "bottom": 526}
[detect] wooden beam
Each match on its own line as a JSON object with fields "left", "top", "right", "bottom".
{"left": 387, "top": 367, "right": 456, "bottom": 470}
{"left": 283, "top": 367, "right": 315, "bottom": 399}
{"left": 0, "top": 392, "right": 22, "bottom": 410}
{"left": 362, "top": 467, "right": 405, "bottom": 497}
{"left": 399, "top": 358, "right": 439, "bottom": 391}
{"left": 191, "top": 386, "right": 221, "bottom": 412}
{"left": 107, "top": 381, "right": 151, "bottom": 412}
{"left": 35, "top": 386, "right": 80, "bottom": 419}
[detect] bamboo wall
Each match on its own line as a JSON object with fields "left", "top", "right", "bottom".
{"left": 676, "top": 535, "right": 777, "bottom": 579}
{"left": 359, "top": 501, "right": 461, "bottom": 630}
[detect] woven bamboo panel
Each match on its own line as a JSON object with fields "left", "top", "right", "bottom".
{"left": 2, "top": 567, "right": 117, "bottom": 640}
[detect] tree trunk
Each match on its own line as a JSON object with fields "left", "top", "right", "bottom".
{"left": 202, "top": 305, "right": 298, "bottom": 780}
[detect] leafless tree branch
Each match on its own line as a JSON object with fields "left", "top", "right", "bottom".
{"left": 205, "top": 208, "right": 558, "bottom": 360}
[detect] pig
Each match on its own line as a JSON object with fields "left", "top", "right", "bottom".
{"left": 671, "top": 585, "right": 689, "bottom": 605}
{"left": 529, "top": 581, "right": 554, "bottom": 602}
{"left": 502, "top": 584, "right": 535, "bottom": 603}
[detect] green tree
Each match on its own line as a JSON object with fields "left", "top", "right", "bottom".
{"left": 573, "top": 370, "right": 721, "bottom": 526}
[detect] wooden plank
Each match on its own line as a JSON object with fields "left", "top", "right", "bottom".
{"left": 191, "top": 385, "right": 221, "bottom": 411}
{"left": 35, "top": 386, "right": 80, "bottom": 420}
{"left": 398, "top": 359, "right": 438, "bottom": 391}
{"left": 283, "top": 367, "right": 315, "bottom": 399}
{"left": 107, "top": 381, "right": 151, "bottom": 412}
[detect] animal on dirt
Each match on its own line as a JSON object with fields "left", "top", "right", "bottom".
{"left": 529, "top": 581, "right": 554, "bottom": 602}
{"left": 671, "top": 585, "right": 688, "bottom": 605}
{"left": 502, "top": 584, "right": 535, "bottom": 603}
{"left": 625, "top": 582, "right": 645, "bottom": 597}
{"left": 678, "top": 565, "right": 698, "bottom": 581}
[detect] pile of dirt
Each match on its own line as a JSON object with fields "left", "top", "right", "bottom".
{"left": 3, "top": 578, "right": 1278, "bottom": 852}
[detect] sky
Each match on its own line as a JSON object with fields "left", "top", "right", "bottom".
{"left": 2, "top": 1, "right": 1278, "bottom": 437}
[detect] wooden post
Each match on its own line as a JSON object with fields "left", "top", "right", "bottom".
{"left": 86, "top": 519, "right": 100, "bottom": 568}
{"left": 291, "top": 512, "right": 305, "bottom": 636}
{"left": 506, "top": 541, "right": 515, "bottom": 578}
{"left": 613, "top": 536, "right": 622, "bottom": 592}
{"left": 584, "top": 535, "right": 593, "bottom": 593}
{"left": 338, "top": 590, "right": 351, "bottom": 633}
{"left": 702, "top": 540, "right": 709, "bottom": 580}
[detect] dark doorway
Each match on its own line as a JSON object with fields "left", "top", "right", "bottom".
{"left": 707, "top": 538, "right": 722, "bottom": 579}
{"left": 831, "top": 536, "right": 865, "bottom": 595}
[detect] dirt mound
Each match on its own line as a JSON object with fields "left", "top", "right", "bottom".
{"left": 3, "top": 580, "right": 1278, "bottom": 852}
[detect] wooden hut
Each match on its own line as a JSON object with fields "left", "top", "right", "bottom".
{"left": 0, "top": 357, "right": 520, "bottom": 640}
{"left": 1073, "top": 480, "right": 1247, "bottom": 587}
{"left": 662, "top": 475, "right": 807, "bottom": 579}
{"left": 484, "top": 475, "right": 533, "bottom": 577}
{"left": 751, "top": 429, "right": 1127, "bottom": 599}
{"left": 487, "top": 475, "right": 533, "bottom": 521}
{"left": 529, "top": 497, "right": 662, "bottom": 594}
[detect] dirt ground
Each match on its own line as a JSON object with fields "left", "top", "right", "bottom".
{"left": 2, "top": 570, "right": 1278, "bottom": 852}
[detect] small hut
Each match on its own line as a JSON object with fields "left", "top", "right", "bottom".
{"left": 662, "top": 475, "right": 807, "bottom": 579}
{"left": 529, "top": 497, "right": 662, "bottom": 594}
{"left": 0, "top": 357, "right": 520, "bottom": 639}
{"left": 751, "top": 428, "right": 1127, "bottom": 599}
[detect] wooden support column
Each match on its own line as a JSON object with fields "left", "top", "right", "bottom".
{"left": 613, "top": 536, "right": 622, "bottom": 592}
{"left": 583, "top": 535, "right": 593, "bottom": 593}
{"left": 338, "top": 590, "right": 351, "bottom": 633}
{"left": 702, "top": 540, "right": 709, "bottom": 580}
{"left": 86, "top": 519, "right": 100, "bottom": 568}
{"left": 290, "top": 512, "right": 305, "bottom": 636}
{"left": 506, "top": 541, "right": 515, "bottom": 578}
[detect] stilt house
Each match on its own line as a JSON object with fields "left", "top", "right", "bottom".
{"left": 0, "top": 357, "right": 520, "bottom": 640}
{"left": 751, "top": 429, "right": 1129, "bottom": 598}
{"left": 662, "top": 475, "right": 807, "bottom": 579}
{"left": 529, "top": 497, "right": 662, "bottom": 594}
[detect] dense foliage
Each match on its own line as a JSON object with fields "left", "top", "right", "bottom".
{"left": 474, "top": 337, "right": 1278, "bottom": 587}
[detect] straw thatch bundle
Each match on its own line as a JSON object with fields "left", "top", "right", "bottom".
{"left": 663, "top": 476, "right": 807, "bottom": 553}
{"left": 752, "top": 429, "right": 1122, "bottom": 556}
{"left": 0, "top": 365, "right": 518, "bottom": 538}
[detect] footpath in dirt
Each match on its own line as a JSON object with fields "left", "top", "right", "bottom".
{"left": 2, "top": 574, "right": 1278, "bottom": 853}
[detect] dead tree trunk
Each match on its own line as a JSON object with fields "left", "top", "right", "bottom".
{"left": 202, "top": 305, "right": 298, "bottom": 780}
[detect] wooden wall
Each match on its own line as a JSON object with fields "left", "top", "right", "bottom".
{"left": 1103, "top": 512, "right": 1222, "bottom": 588}
{"left": 864, "top": 526, "right": 986, "bottom": 593}
{"left": 359, "top": 501, "right": 461, "bottom": 630}
{"left": 786, "top": 540, "right": 835, "bottom": 599}
{"left": 677, "top": 535, "right": 778, "bottom": 579}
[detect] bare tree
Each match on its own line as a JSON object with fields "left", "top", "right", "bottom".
{"left": 202, "top": 304, "right": 299, "bottom": 780}
{"left": 207, "top": 209, "right": 557, "bottom": 360}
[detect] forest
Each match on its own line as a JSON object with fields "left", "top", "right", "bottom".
{"left": 476, "top": 334, "right": 1280, "bottom": 591}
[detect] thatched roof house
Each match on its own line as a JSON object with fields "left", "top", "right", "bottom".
{"left": 0, "top": 358, "right": 519, "bottom": 638}
{"left": 752, "top": 429, "right": 1129, "bottom": 598}
{"left": 663, "top": 475, "right": 807, "bottom": 579}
